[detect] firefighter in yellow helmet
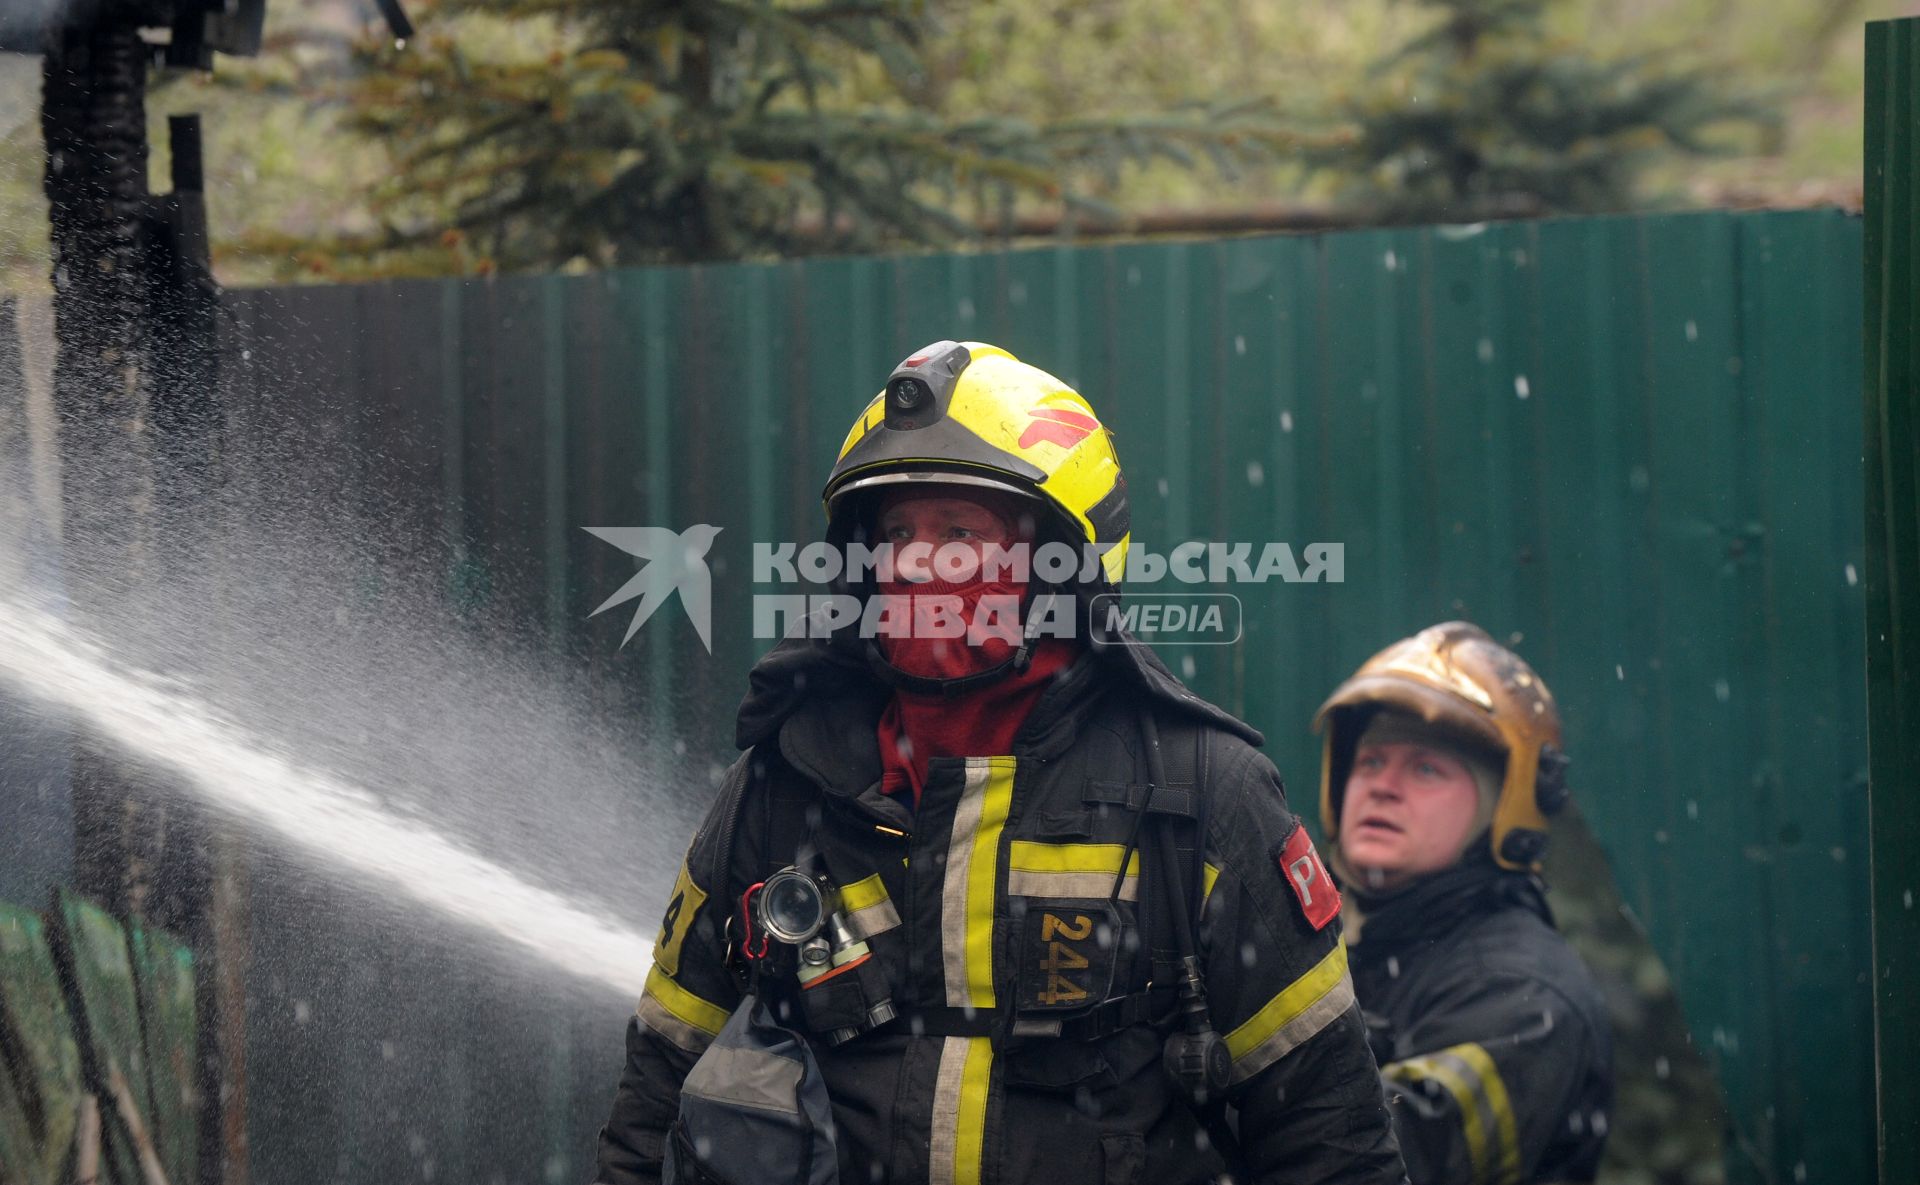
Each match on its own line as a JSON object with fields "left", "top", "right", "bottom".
{"left": 594, "top": 342, "right": 1405, "bottom": 1185}
{"left": 1315, "top": 623, "right": 1613, "bottom": 1185}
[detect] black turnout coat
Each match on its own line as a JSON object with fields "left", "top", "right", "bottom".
{"left": 595, "top": 631, "right": 1406, "bottom": 1185}
{"left": 1346, "top": 862, "right": 1613, "bottom": 1185}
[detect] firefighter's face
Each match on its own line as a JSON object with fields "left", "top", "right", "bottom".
{"left": 876, "top": 494, "right": 1020, "bottom": 584}
{"left": 1339, "top": 741, "right": 1482, "bottom": 889}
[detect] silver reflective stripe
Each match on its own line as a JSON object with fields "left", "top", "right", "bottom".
{"left": 1383, "top": 1042, "right": 1521, "bottom": 1185}
{"left": 845, "top": 898, "right": 901, "bottom": 940}
{"left": 1006, "top": 869, "right": 1139, "bottom": 902}
{"left": 941, "top": 760, "right": 991, "bottom": 1007}
{"left": 1427, "top": 1048, "right": 1516, "bottom": 1185}
{"left": 927, "top": 1036, "right": 971, "bottom": 1185}
{"left": 681, "top": 1041, "right": 803, "bottom": 1116}
{"left": 1229, "top": 970, "right": 1357, "bottom": 1084}
{"left": 636, "top": 994, "right": 718, "bottom": 1057}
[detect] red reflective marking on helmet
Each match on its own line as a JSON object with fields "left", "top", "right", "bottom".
{"left": 904, "top": 355, "right": 929, "bottom": 368}
{"left": 1018, "top": 408, "right": 1100, "bottom": 450}
{"left": 1278, "top": 825, "right": 1340, "bottom": 931}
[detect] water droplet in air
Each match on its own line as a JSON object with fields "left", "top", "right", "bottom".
{"left": 1234, "top": 335, "right": 1246, "bottom": 355}
{"left": 1246, "top": 461, "right": 1264, "bottom": 487}
{"left": 1685, "top": 320, "right": 1699, "bottom": 342}
{"left": 1615, "top": 664, "right": 1625, "bottom": 681}
{"left": 1846, "top": 563, "right": 1859, "bottom": 586}
{"left": 1714, "top": 678, "right": 1731, "bottom": 703}
{"left": 1477, "top": 338, "right": 1494, "bottom": 363}
{"left": 1654, "top": 1056, "right": 1670, "bottom": 1079}
{"left": 1514, "top": 375, "right": 1531, "bottom": 399}
{"left": 1280, "top": 411, "right": 1294, "bottom": 433}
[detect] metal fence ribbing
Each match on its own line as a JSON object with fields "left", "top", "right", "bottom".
{"left": 216, "top": 209, "right": 1869, "bottom": 1185}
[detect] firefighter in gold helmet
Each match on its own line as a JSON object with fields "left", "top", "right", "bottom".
{"left": 594, "top": 342, "right": 1405, "bottom": 1185}
{"left": 1315, "top": 623, "right": 1613, "bottom": 1185}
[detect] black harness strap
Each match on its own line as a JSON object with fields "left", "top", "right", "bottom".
{"left": 1081, "top": 781, "right": 1198, "bottom": 817}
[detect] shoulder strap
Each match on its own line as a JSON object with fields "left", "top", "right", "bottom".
{"left": 1138, "top": 712, "right": 1206, "bottom": 978}
{"left": 1077, "top": 709, "right": 1208, "bottom": 1034}
{"left": 1154, "top": 718, "right": 1208, "bottom": 913}
{"left": 707, "top": 746, "right": 816, "bottom": 897}
{"left": 711, "top": 748, "right": 819, "bottom": 994}
{"left": 763, "top": 771, "right": 815, "bottom": 873}
{"left": 705, "top": 751, "right": 757, "bottom": 895}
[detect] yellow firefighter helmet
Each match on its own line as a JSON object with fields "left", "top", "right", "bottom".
{"left": 821, "top": 341, "right": 1130, "bottom": 588}
{"left": 1314, "top": 622, "right": 1570, "bottom": 871}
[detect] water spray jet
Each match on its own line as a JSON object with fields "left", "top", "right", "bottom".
{"left": 0, "top": 586, "right": 655, "bottom": 998}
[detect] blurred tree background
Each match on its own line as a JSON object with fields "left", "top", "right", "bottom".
{"left": 0, "top": 0, "right": 1903, "bottom": 286}
{"left": 315, "top": 0, "right": 1306, "bottom": 271}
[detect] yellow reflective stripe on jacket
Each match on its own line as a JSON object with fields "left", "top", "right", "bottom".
{"left": 838, "top": 872, "right": 902, "bottom": 939}
{"left": 1007, "top": 841, "right": 1141, "bottom": 901}
{"left": 1223, "top": 939, "right": 1355, "bottom": 1083}
{"left": 1384, "top": 1042, "right": 1521, "bottom": 1185}
{"left": 929, "top": 1036, "right": 993, "bottom": 1185}
{"left": 636, "top": 965, "right": 731, "bottom": 1055}
{"left": 1004, "top": 848, "right": 1218, "bottom": 907}
{"left": 1452, "top": 1043, "right": 1521, "bottom": 1185}
{"left": 942, "top": 757, "right": 1015, "bottom": 1009}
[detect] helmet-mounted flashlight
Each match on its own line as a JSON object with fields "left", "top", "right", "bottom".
{"left": 888, "top": 377, "right": 930, "bottom": 411}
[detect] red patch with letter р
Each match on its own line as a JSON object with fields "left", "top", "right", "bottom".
{"left": 1277, "top": 823, "right": 1341, "bottom": 931}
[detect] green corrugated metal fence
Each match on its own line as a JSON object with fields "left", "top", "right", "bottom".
{"left": 222, "top": 208, "right": 1871, "bottom": 1185}
{"left": 1864, "top": 18, "right": 1920, "bottom": 1185}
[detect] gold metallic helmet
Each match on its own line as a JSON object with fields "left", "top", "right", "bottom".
{"left": 822, "top": 341, "right": 1130, "bottom": 588}
{"left": 1314, "top": 622, "right": 1571, "bottom": 871}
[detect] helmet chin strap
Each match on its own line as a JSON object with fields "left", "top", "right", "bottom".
{"left": 862, "top": 587, "right": 1055, "bottom": 700}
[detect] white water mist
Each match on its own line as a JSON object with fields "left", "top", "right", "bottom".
{"left": 0, "top": 588, "right": 654, "bottom": 997}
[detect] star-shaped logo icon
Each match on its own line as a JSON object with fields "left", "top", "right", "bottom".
{"left": 583, "top": 525, "right": 724, "bottom": 652}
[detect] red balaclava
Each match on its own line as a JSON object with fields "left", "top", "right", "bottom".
{"left": 870, "top": 488, "right": 1077, "bottom": 807}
